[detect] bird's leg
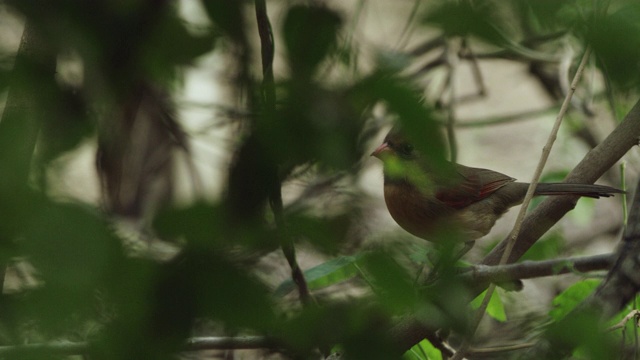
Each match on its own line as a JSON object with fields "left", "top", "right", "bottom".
{"left": 453, "top": 240, "right": 475, "bottom": 263}
{"left": 422, "top": 241, "right": 474, "bottom": 286}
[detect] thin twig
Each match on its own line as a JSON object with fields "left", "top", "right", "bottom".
{"left": 254, "top": 0, "right": 312, "bottom": 305}
{"left": 455, "top": 106, "right": 561, "bottom": 127}
{"left": 608, "top": 310, "right": 640, "bottom": 332}
{"left": 451, "top": 47, "right": 593, "bottom": 360}
{"left": 408, "top": 36, "right": 446, "bottom": 57}
{"left": 461, "top": 38, "right": 487, "bottom": 97}
{"left": 467, "top": 342, "right": 536, "bottom": 356}
{"left": 395, "top": 0, "right": 422, "bottom": 51}
{"left": 446, "top": 41, "right": 459, "bottom": 162}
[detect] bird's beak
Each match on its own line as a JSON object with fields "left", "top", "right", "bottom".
{"left": 371, "top": 142, "right": 390, "bottom": 159}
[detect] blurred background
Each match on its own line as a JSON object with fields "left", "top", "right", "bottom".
{"left": 0, "top": 0, "right": 639, "bottom": 359}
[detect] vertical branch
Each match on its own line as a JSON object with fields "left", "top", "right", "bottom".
{"left": 445, "top": 40, "right": 458, "bottom": 162}
{"left": 461, "top": 38, "right": 487, "bottom": 97}
{"left": 254, "top": 0, "right": 311, "bottom": 305}
{"left": 0, "top": 20, "right": 55, "bottom": 184}
{"left": 255, "top": 0, "right": 275, "bottom": 108}
{"left": 0, "top": 19, "right": 56, "bottom": 298}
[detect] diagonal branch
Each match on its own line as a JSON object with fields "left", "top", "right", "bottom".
{"left": 385, "top": 95, "right": 640, "bottom": 356}
{"left": 525, "top": 171, "right": 640, "bottom": 358}
{"left": 483, "top": 97, "right": 640, "bottom": 266}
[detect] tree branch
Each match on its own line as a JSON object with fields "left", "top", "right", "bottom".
{"left": 385, "top": 96, "right": 640, "bottom": 356}
{"left": 483, "top": 97, "right": 640, "bottom": 266}
{"left": 463, "top": 253, "right": 614, "bottom": 284}
{"left": 524, "top": 173, "right": 640, "bottom": 358}
{"left": 254, "top": 0, "right": 312, "bottom": 305}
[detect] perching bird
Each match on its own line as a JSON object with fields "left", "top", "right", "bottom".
{"left": 372, "top": 128, "right": 623, "bottom": 251}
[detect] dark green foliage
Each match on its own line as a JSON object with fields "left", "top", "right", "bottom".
{"left": 0, "top": 0, "right": 638, "bottom": 359}
{"left": 284, "top": 5, "right": 342, "bottom": 79}
{"left": 423, "top": 1, "right": 507, "bottom": 44}
{"left": 588, "top": 3, "right": 640, "bottom": 89}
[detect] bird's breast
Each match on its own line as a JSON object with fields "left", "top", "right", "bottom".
{"left": 383, "top": 181, "right": 502, "bottom": 242}
{"left": 383, "top": 182, "right": 453, "bottom": 241}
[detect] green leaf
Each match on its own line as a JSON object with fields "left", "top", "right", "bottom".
{"left": 520, "top": 232, "right": 564, "bottom": 262}
{"left": 404, "top": 339, "right": 443, "bottom": 360}
{"left": 549, "top": 279, "right": 601, "bottom": 321}
{"left": 588, "top": 3, "right": 640, "bottom": 89}
{"left": 423, "top": 1, "right": 505, "bottom": 44}
{"left": 287, "top": 214, "right": 352, "bottom": 254}
{"left": 274, "top": 255, "right": 361, "bottom": 297}
{"left": 353, "top": 72, "right": 447, "bottom": 170}
{"left": 569, "top": 197, "right": 596, "bottom": 226}
{"left": 284, "top": 5, "right": 342, "bottom": 77}
{"left": 471, "top": 289, "right": 506, "bottom": 322}
{"left": 547, "top": 309, "right": 617, "bottom": 359}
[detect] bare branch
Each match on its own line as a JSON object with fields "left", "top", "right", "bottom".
{"left": 463, "top": 253, "right": 614, "bottom": 284}
{"left": 254, "top": 0, "right": 312, "bottom": 305}
{"left": 525, "top": 167, "right": 640, "bottom": 357}
{"left": 607, "top": 310, "right": 640, "bottom": 332}
{"left": 451, "top": 45, "right": 594, "bottom": 360}
{"left": 387, "top": 92, "right": 640, "bottom": 360}
{"left": 483, "top": 95, "right": 639, "bottom": 266}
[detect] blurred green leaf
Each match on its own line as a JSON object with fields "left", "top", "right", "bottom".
{"left": 549, "top": 279, "right": 600, "bottom": 321}
{"left": 589, "top": 3, "right": 640, "bottom": 89}
{"left": 404, "top": 338, "right": 443, "bottom": 360}
{"left": 520, "top": 232, "right": 565, "bottom": 262}
{"left": 519, "top": 0, "right": 576, "bottom": 31}
{"left": 547, "top": 309, "right": 617, "bottom": 359}
{"left": 423, "top": 1, "right": 506, "bottom": 44}
{"left": 471, "top": 289, "right": 506, "bottom": 322}
{"left": 23, "top": 200, "right": 122, "bottom": 289}
{"left": 141, "top": 10, "right": 216, "bottom": 80}
{"left": 408, "top": 243, "right": 431, "bottom": 264}
{"left": 177, "top": 249, "right": 277, "bottom": 331}
{"left": 287, "top": 214, "right": 352, "bottom": 254}
{"left": 268, "top": 84, "right": 364, "bottom": 171}
{"left": 353, "top": 71, "right": 448, "bottom": 170}
{"left": 37, "top": 88, "right": 93, "bottom": 165}
{"left": 278, "top": 300, "right": 398, "bottom": 358}
{"left": 19, "top": 198, "right": 124, "bottom": 332}
{"left": 359, "top": 251, "right": 418, "bottom": 312}
{"left": 153, "top": 202, "right": 221, "bottom": 245}
{"left": 569, "top": 197, "right": 596, "bottom": 226}
{"left": 284, "top": 5, "right": 342, "bottom": 78}
{"left": 274, "top": 255, "right": 362, "bottom": 297}
{"left": 200, "top": 0, "right": 245, "bottom": 42}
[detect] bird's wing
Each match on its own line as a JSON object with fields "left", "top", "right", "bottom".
{"left": 435, "top": 164, "right": 516, "bottom": 208}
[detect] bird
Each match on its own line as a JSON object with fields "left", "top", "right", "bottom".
{"left": 372, "top": 128, "right": 623, "bottom": 253}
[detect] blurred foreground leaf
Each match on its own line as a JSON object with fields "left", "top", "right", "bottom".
{"left": 274, "top": 255, "right": 362, "bottom": 297}
{"left": 471, "top": 289, "right": 506, "bottom": 322}
{"left": 549, "top": 279, "right": 600, "bottom": 321}
{"left": 404, "top": 338, "right": 443, "bottom": 360}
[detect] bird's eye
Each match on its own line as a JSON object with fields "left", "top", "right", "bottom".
{"left": 399, "top": 143, "right": 413, "bottom": 156}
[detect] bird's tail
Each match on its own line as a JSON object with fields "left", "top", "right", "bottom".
{"left": 534, "top": 183, "right": 624, "bottom": 198}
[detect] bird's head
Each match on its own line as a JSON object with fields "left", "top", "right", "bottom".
{"left": 371, "top": 128, "right": 436, "bottom": 188}
{"left": 371, "top": 129, "right": 418, "bottom": 161}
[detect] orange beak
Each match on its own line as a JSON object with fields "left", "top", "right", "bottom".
{"left": 371, "top": 142, "right": 391, "bottom": 159}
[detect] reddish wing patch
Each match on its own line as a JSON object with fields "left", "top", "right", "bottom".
{"left": 435, "top": 166, "right": 515, "bottom": 209}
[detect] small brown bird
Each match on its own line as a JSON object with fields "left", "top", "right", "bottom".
{"left": 372, "top": 129, "right": 623, "bottom": 250}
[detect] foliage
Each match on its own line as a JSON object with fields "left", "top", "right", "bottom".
{"left": 0, "top": 0, "right": 638, "bottom": 359}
